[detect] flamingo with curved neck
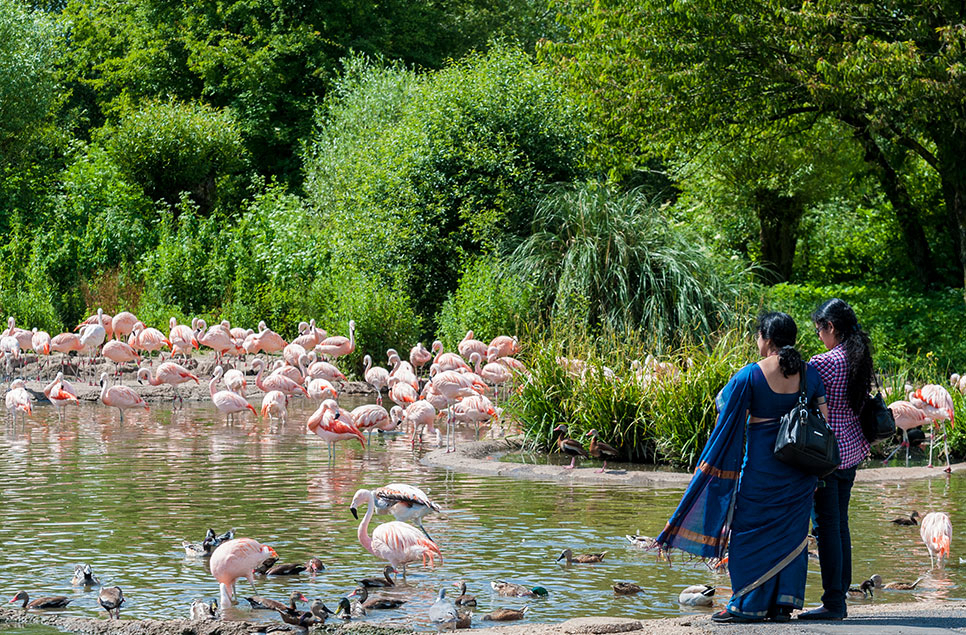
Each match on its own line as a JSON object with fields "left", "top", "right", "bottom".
{"left": 349, "top": 488, "right": 441, "bottom": 578}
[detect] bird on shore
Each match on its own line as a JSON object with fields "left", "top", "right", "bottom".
{"left": 490, "top": 581, "right": 548, "bottom": 598}
{"left": 71, "top": 563, "right": 100, "bottom": 587}
{"left": 912, "top": 384, "right": 955, "bottom": 472}
{"left": 358, "top": 565, "right": 396, "bottom": 588}
{"left": 870, "top": 574, "right": 923, "bottom": 590}
{"left": 189, "top": 598, "right": 218, "bottom": 620}
{"left": 552, "top": 424, "right": 588, "bottom": 469}
{"left": 920, "top": 511, "right": 952, "bottom": 568}
{"left": 349, "top": 585, "right": 406, "bottom": 610}
{"left": 484, "top": 606, "right": 529, "bottom": 621}
{"left": 556, "top": 548, "right": 607, "bottom": 564}
{"left": 678, "top": 584, "right": 714, "bottom": 606}
{"left": 9, "top": 591, "right": 72, "bottom": 610}
{"left": 891, "top": 511, "right": 920, "bottom": 526}
{"left": 316, "top": 320, "right": 355, "bottom": 360}
{"left": 613, "top": 582, "right": 643, "bottom": 595}
{"left": 846, "top": 578, "right": 875, "bottom": 599}
{"left": 97, "top": 586, "right": 124, "bottom": 618}
{"left": 428, "top": 587, "right": 459, "bottom": 632}
{"left": 586, "top": 428, "right": 619, "bottom": 472}
{"left": 350, "top": 488, "right": 441, "bottom": 577}
{"left": 209, "top": 537, "right": 278, "bottom": 607}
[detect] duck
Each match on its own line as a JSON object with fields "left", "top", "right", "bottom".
{"left": 453, "top": 581, "right": 476, "bottom": 606}
{"left": 891, "top": 511, "right": 920, "bottom": 526}
{"left": 428, "top": 588, "right": 459, "bottom": 631}
{"left": 678, "top": 584, "right": 714, "bottom": 606}
{"left": 484, "top": 605, "right": 529, "bottom": 621}
{"left": 349, "top": 585, "right": 406, "bottom": 610}
{"left": 870, "top": 574, "right": 923, "bottom": 590}
{"left": 182, "top": 540, "right": 209, "bottom": 558}
{"left": 455, "top": 609, "right": 472, "bottom": 629}
{"left": 613, "top": 582, "right": 643, "bottom": 595}
{"left": 205, "top": 528, "right": 235, "bottom": 551}
{"left": 253, "top": 556, "right": 279, "bottom": 574}
{"left": 552, "top": 424, "right": 588, "bottom": 469}
{"left": 306, "top": 557, "right": 325, "bottom": 574}
{"left": 189, "top": 599, "right": 218, "bottom": 620}
{"left": 8, "top": 591, "right": 72, "bottom": 610}
{"left": 275, "top": 607, "right": 319, "bottom": 627}
{"left": 358, "top": 565, "right": 396, "bottom": 588}
{"left": 335, "top": 596, "right": 364, "bottom": 619}
{"left": 625, "top": 533, "right": 658, "bottom": 550}
{"left": 265, "top": 562, "right": 308, "bottom": 575}
{"left": 490, "top": 581, "right": 549, "bottom": 598}
{"left": 245, "top": 591, "right": 307, "bottom": 614}
{"left": 71, "top": 563, "right": 100, "bottom": 587}
{"left": 98, "top": 586, "right": 124, "bottom": 619}
{"left": 556, "top": 548, "right": 606, "bottom": 564}
{"left": 310, "top": 599, "right": 334, "bottom": 621}
{"left": 846, "top": 578, "right": 875, "bottom": 599}
{"left": 586, "top": 428, "right": 619, "bottom": 472}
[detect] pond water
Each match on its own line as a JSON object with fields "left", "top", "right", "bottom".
{"left": 2, "top": 398, "right": 964, "bottom": 633}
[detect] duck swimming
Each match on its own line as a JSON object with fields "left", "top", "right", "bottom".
{"left": 556, "top": 548, "right": 606, "bottom": 564}
{"left": 891, "top": 511, "right": 920, "bottom": 526}
{"left": 245, "top": 591, "right": 306, "bottom": 614}
{"left": 484, "top": 605, "right": 529, "bottom": 621}
{"left": 9, "top": 591, "right": 72, "bottom": 610}
{"left": 264, "top": 562, "right": 307, "bottom": 575}
{"left": 678, "top": 584, "right": 714, "bottom": 606}
{"left": 349, "top": 586, "right": 406, "bottom": 610}
{"left": 71, "top": 563, "right": 100, "bottom": 587}
{"left": 613, "top": 582, "right": 643, "bottom": 595}
{"left": 490, "top": 581, "right": 548, "bottom": 598}
{"left": 453, "top": 581, "right": 476, "bottom": 606}
{"left": 870, "top": 574, "right": 923, "bottom": 590}
{"left": 358, "top": 565, "right": 396, "bottom": 588}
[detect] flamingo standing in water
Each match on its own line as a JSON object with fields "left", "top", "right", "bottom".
{"left": 43, "top": 372, "right": 78, "bottom": 419}
{"left": 253, "top": 358, "right": 308, "bottom": 397}
{"left": 388, "top": 376, "right": 418, "bottom": 408}
{"left": 261, "top": 390, "right": 288, "bottom": 423}
{"left": 884, "top": 400, "right": 927, "bottom": 465}
{"left": 5, "top": 379, "right": 33, "bottom": 423}
{"left": 306, "top": 399, "right": 365, "bottom": 458}
{"left": 405, "top": 400, "right": 439, "bottom": 446}
{"left": 99, "top": 372, "right": 148, "bottom": 423}
{"left": 920, "top": 511, "right": 952, "bottom": 568}
{"left": 223, "top": 368, "right": 247, "bottom": 396}
{"left": 209, "top": 538, "right": 278, "bottom": 607}
{"left": 913, "top": 384, "right": 955, "bottom": 471}
{"left": 363, "top": 355, "right": 390, "bottom": 405}
{"left": 304, "top": 353, "right": 346, "bottom": 383}
{"left": 351, "top": 404, "right": 394, "bottom": 442}
{"left": 209, "top": 366, "right": 257, "bottom": 425}
{"left": 306, "top": 377, "right": 338, "bottom": 401}
{"left": 447, "top": 394, "right": 497, "bottom": 448}
{"left": 367, "top": 483, "right": 442, "bottom": 540}
{"left": 137, "top": 362, "right": 199, "bottom": 406}
{"left": 349, "top": 488, "right": 441, "bottom": 578}
{"left": 315, "top": 320, "right": 355, "bottom": 361}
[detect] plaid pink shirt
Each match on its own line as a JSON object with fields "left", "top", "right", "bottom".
{"left": 811, "top": 344, "right": 869, "bottom": 469}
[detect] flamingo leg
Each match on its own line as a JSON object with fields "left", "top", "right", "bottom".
{"left": 942, "top": 421, "right": 952, "bottom": 473}
{"left": 928, "top": 421, "right": 936, "bottom": 468}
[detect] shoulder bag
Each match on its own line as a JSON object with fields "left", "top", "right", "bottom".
{"left": 774, "top": 368, "right": 840, "bottom": 477}
{"left": 859, "top": 374, "right": 897, "bottom": 445}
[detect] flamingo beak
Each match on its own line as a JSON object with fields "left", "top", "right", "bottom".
{"left": 350, "top": 507, "right": 359, "bottom": 519}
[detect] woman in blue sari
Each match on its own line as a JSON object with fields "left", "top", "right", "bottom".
{"left": 657, "top": 313, "right": 828, "bottom": 623}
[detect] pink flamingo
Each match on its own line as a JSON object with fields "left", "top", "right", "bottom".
{"left": 457, "top": 330, "right": 487, "bottom": 360}
{"left": 98, "top": 372, "right": 148, "bottom": 423}
{"left": 306, "top": 377, "right": 338, "bottom": 401}
{"left": 405, "top": 400, "right": 439, "bottom": 446}
{"left": 4, "top": 317, "right": 34, "bottom": 351}
{"left": 31, "top": 330, "right": 51, "bottom": 372}
{"left": 76, "top": 309, "right": 113, "bottom": 340}
{"left": 349, "top": 488, "right": 441, "bottom": 578}
{"left": 261, "top": 390, "right": 288, "bottom": 423}
{"left": 209, "top": 538, "right": 278, "bottom": 607}
{"left": 209, "top": 366, "right": 257, "bottom": 424}
{"left": 283, "top": 343, "right": 307, "bottom": 367}
{"left": 102, "top": 341, "right": 141, "bottom": 378}
{"left": 5, "top": 379, "right": 33, "bottom": 423}
{"left": 49, "top": 332, "right": 84, "bottom": 375}
{"left": 223, "top": 368, "right": 247, "bottom": 396}
{"left": 137, "top": 362, "right": 199, "bottom": 405}
{"left": 79, "top": 309, "right": 107, "bottom": 379}
{"left": 130, "top": 322, "right": 170, "bottom": 358}
{"left": 448, "top": 394, "right": 497, "bottom": 448}
{"left": 306, "top": 399, "right": 365, "bottom": 458}
{"left": 195, "top": 320, "right": 235, "bottom": 362}
{"left": 351, "top": 404, "right": 394, "bottom": 442}
{"left": 884, "top": 400, "right": 927, "bottom": 465}
{"left": 111, "top": 312, "right": 138, "bottom": 341}
{"left": 431, "top": 341, "right": 469, "bottom": 372}
{"left": 252, "top": 321, "right": 287, "bottom": 354}
{"left": 388, "top": 353, "right": 419, "bottom": 390}
{"left": 43, "top": 372, "right": 78, "bottom": 419}
{"left": 168, "top": 317, "right": 199, "bottom": 361}
{"left": 920, "top": 511, "right": 952, "bottom": 568}
{"left": 363, "top": 355, "right": 390, "bottom": 405}
{"left": 410, "top": 342, "right": 433, "bottom": 377}
{"left": 913, "top": 384, "right": 955, "bottom": 471}
{"left": 304, "top": 353, "right": 346, "bottom": 382}
{"left": 270, "top": 358, "right": 306, "bottom": 385}
{"left": 290, "top": 322, "right": 320, "bottom": 350}
{"left": 388, "top": 377, "right": 418, "bottom": 408}
{"left": 252, "top": 359, "right": 308, "bottom": 397}
{"left": 315, "top": 320, "right": 355, "bottom": 359}
{"left": 488, "top": 335, "right": 519, "bottom": 358}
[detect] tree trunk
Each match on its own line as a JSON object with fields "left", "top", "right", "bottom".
{"left": 754, "top": 188, "right": 804, "bottom": 283}
{"left": 935, "top": 134, "right": 966, "bottom": 291}
{"left": 852, "top": 128, "right": 937, "bottom": 286}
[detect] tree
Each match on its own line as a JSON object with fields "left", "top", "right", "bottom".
{"left": 544, "top": 0, "right": 966, "bottom": 288}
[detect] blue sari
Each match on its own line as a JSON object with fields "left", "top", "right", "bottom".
{"left": 657, "top": 363, "right": 816, "bottom": 619}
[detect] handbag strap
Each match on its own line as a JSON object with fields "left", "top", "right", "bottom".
{"left": 797, "top": 364, "right": 808, "bottom": 404}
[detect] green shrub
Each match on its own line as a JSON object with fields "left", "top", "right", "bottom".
{"left": 436, "top": 255, "right": 536, "bottom": 350}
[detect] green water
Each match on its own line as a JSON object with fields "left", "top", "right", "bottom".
{"left": 1, "top": 399, "right": 963, "bottom": 633}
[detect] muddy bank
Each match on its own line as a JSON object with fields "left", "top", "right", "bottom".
{"left": 421, "top": 439, "right": 966, "bottom": 487}
{"left": 4, "top": 352, "right": 372, "bottom": 404}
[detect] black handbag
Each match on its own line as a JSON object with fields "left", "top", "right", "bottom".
{"left": 774, "top": 369, "right": 840, "bottom": 477}
{"left": 859, "top": 375, "right": 897, "bottom": 445}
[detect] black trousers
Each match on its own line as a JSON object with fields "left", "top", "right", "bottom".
{"left": 812, "top": 466, "right": 857, "bottom": 613}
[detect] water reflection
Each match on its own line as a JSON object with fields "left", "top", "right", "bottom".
{"left": 1, "top": 399, "right": 964, "bottom": 633}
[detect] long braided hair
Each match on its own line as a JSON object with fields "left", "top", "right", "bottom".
{"left": 811, "top": 298, "right": 873, "bottom": 414}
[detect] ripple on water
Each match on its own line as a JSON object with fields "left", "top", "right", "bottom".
{"left": 1, "top": 399, "right": 964, "bottom": 631}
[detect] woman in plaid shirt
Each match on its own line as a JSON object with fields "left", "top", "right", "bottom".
{"left": 798, "top": 299, "right": 873, "bottom": 621}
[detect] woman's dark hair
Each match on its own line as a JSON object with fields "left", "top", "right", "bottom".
{"left": 811, "top": 298, "right": 873, "bottom": 414}
{"left": 757, "top": 312, "right": 802, "bottom": 377}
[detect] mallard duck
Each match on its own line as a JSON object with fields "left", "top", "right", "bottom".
{"left": 98, "top": 586, "right": 124, "bottom": 619}
{"left": 678, "top": 584, "right": 714, "bottom": 606}
{"left": 453, "top": 581, "right": 476, "bottom": 606}
{"left": 189, "top": 598, "right": 217, "bottom": 620}
{"left": 556, "top": 548, "right": 606, "bottom": 564}
{"left": 9, "top": 591, "right": 72, "bottom": 610}
{"left": 335, "top": 596, "right": 364, "bottom": 619}
{"left": 490, "top": 581, "right": 548, "bottom": 598}
{"left": 245, "top": 591, "right": 306, "bottom": 614}
{"left": 613, "top": 582, "right": 643, "bottom": 595}
{"left": 206, "top": 528, "right": 235, "bottom": 551}
{"left": 71, "top": 563, "right": 100, "bottom": 587}
{"left": 553, "top": 424, "right": 588, "bottom": 469}
{"left": 586, "top": 428, "right": 619, "bottom": 472}
{"left": 265, "top": 562, "right": 307, "bottom": 575}
{"left": 891, "top": 511, "right": 920, "bottom": 526}
{"left": 484, "top": 605, "right": 529, "bottom": 621}
{"left": 182, "top": 540, "right": 209, "bottom": 558}
{"left": 625, "top": 533, "right": 658, "bottom": 550}
{"left": 349, "top": 586, "right": 406, "bottom": 610}
{"left": 253, "top": 556, "right": 279, "bottom": 574}
{"left": 358, "top": 565, "right": 396, "bottom": 588}
{"left": 870, "top": 574, "right": 922, "bottom": 590}
{"left": 846, "top": 578, "right": 875, "bottom": 599}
